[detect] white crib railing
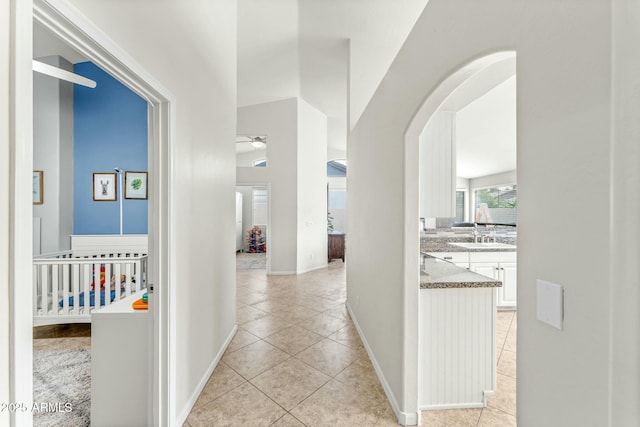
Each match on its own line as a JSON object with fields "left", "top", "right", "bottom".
{"left": 33, "top": 251, "right": 147, "bottom": 326}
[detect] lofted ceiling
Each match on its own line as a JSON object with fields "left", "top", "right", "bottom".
{"left": 34, "top": 2, "right": 516, "bottom": 179}
{"left": 237, "top": 0, "right": 430, "bottom": 155}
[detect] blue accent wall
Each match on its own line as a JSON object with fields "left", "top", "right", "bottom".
{"left": 74, "top": 62, "right": 148, "bottom": 234}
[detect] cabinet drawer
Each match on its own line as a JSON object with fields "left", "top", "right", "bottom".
{"left": 425, "top": 252, "right": 469, "bottom": 265}
{"left": 468, "top": 251, "right": 516, "bottom": 263}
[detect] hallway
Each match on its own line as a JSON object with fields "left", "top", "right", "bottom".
{"left": 185, "top": 260, "right": 517, "bottom": 426}
{"left": 185, "top": 261, "right": 398, "bottom": 426}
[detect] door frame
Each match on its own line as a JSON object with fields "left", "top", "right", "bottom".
{"left": 14, "top": 0, "right": 175, "bottom": 425}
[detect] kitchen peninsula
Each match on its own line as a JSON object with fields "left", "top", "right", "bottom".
{"left": 419, "top": 253, "right": 502, "bottom": 410}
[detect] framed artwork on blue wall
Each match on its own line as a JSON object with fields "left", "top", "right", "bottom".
{"left": 33, "top": 170, "right": 43, "bottom": 204}
{"left": 125, "top": 171, "right": 148, "bottom": 200}
{"left": 93, "top": 172, "right": 117, "bottom": 201}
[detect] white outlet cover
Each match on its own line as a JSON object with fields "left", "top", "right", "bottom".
{"left": 537, "top": 279, "right": 563, "bottom": 330}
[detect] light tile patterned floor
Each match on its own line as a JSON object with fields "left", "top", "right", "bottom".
{"left": 185, "top": 261, "right": 517, "bottom": 426}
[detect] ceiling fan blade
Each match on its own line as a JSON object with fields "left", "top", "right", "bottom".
{"left": 32, "top": 59, "right": 97, "bottom": 88}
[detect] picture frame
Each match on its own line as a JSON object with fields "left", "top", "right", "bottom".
{"left": 125, "top": 171, "right": 148, "bottom": 200}
{"left": 33, "top": 170, "right": 43, "bottom": 205}
{"left": 93, "top": 172, "right": 117, "bottom": 201}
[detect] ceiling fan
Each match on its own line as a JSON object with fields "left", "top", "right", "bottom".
{"left": 32, "top": 59, "right": 97, "bottom": 88}
{"left": 236, "top": 135, "right": 267, "bottom": 149}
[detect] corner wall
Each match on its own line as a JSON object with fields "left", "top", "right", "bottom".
{"left": 348, "top": 0, "right": 633, "bottom": 425}
{"left": 296, "top": 99, "right": 327, "bottom": 273}
{"left": 237, "top": 99, "right": 299, "bottom": 273}
{"left": 33, "top": 55, "right": 74, "bottom": 253}
{"left": 237, "top": 98, "right": 328, "bottom": 274}
{"left": 65, "top": 0, "right": 238, "bottom": 422}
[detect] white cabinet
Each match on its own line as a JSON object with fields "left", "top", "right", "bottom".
{"left": 424, "top": 251, "right": 469, "bottom": 269}
{"left": 419, "top": 287, "right": 497, "bottom": 409}
{"left": 469, "top": 254, "right": 516, "bottom": 310}
{"left": 499, "top": 263, "right": 517, "bottom": 308}
{"left": 426, "top": 250, "right": 517, "bottom": 309}
{"left": 91, "top": 290, "right": 150, "bottom": 426}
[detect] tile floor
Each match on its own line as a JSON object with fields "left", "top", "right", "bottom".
{"left": 185, "top": 260, "right": 518, "bottom": 427}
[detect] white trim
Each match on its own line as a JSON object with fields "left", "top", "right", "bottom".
{"left": 420, "top": 402, "right": 485, "bottom": 411}
{"left": 267, "top": 270, "right": 298, "bottom": 276}
{"left": 175, "top": 325, "right": 237, "bottom": 426}
{"left": 32, "top": 1, "right": 176, "bottom": 425}
{"left": 346, "top": 302, "right": 418, "bottom": 426}
{"left": 296, "top": 263, "right": 329, "bottom": 275}
{"left": 9, "top": 0, "right": 34, "bottom": 425}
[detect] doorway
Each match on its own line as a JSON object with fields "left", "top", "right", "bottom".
{"left": 16, "top": 2, "right": 174, "bottom": 425}
{"left": 236, "top": 185, "right": 270, "bottom": 272}
{"left": 405, "top": 51, "right": 518, "bottom": 424}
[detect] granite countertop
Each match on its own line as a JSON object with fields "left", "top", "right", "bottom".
{"left": 420, "top": 256, "right": 502, "bottom": 289}
{"left": 421, "top": 231, "right": 517, "bottom": 253}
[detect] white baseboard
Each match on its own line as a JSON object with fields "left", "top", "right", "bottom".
{"left": 420, "top": 402, "right": 485, "bottom": 411}
{"left": 346, "top": 302, "right": 419, "bottom": 426}
{"left": 296, "top": 263, "right": 328, "bottom": 274}
{"left": 175, "top": 324, "right": 237, "bottom": 426}
{"left": 267, "top": 263, "right": 328, "bottom": 276}
{"left": 267, "top": 270, "right": 297, "bottom": 276}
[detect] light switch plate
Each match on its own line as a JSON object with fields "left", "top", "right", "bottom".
{"left": 537, "top": 279, "right": 563, "bottom": 330}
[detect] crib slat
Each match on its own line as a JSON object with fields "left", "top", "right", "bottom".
{"left": 134, "top": 260, "right": 141, "bottom": 292}
{"left": 61, "top": 264, "right": 70, "bottom": 315}
{"left": 93, "top": 263, "right": 101, "bottom": 309}
{"left": 40, "top": 265, "right": 48, "bottom": 316}
{"left": 114, "top": 263, "right": 122, "bottom": 299}
{"left": 51, "top": 264, "right": 58, "bottom": 318}
{"left": 81, "top": 264, "right": 89, "bottom": 314}
{"left": 125, "top": 263, "right": 132, "bottom": 294}
{"left": 104, "top": 263, "right": 112, "bottom": 307}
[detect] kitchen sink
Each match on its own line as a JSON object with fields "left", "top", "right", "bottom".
{"left": 448, "top": 242, "right": 517, "bottom": 250}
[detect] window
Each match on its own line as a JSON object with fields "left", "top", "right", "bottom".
{"left": 253, "top": 158, "right": 266, "bottom": 167}
{"left": 474, "top": 185, "right": 517, "bottom": 225}
{"left": 455, "top": 190, "right": 465, "bottom": 223}
{"left": 252, "top": 189, "right": 268, "bottom": 226}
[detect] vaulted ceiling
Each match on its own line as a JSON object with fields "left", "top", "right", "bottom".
{"left": 237, "top": 0, "right": 430, "bottom": 155}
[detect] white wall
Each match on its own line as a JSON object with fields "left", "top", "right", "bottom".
{"left": 237, "top": 98, "right": 328, "bottom": 274}
{"left": 64, "top": 1, "right": 238, "bottom": 422}
{"left": 349, "top": 0, "right": 637, "bottom": 425}
{"left": 33, "top": 55, "right": 73, "bottom": 254}
{"left": 610, "top": 1, "right": 640, "bottom": 423}
{"left": 469, "top": 170, "right": 516, "bottom": 190}
{"left": 456, "top": 75, "right": 516, "bottom": 179}
{"left": 236, "top": 149, "right": 267, "bottom": 167}
{"left": 237, "top": 99, "right": 299, "bottom": 273}
{"left": 296, "top": 99, "right": 328, "bottom": 273}
{"left": 0, "top": 1, "right": 11, "bottom": 421}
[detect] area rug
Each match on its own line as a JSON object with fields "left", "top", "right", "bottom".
{"left": 236, "top": 252, "right": 267, "bottom": 270}
{"left": 33, "top": 348, "right": 91, "bottom": 427}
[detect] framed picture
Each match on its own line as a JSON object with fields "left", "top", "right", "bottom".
{"left": 125, "top": 171, "right": 148, "bottom": 200}
{"left": 33, "top": 170, "right": 43, "bottom": 204}
{"left": 93, "top": 172, "right": 117, "bottom": 201}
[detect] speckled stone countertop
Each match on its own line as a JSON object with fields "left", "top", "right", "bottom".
{"left": 420, "top": 256, "right": 502, "bottom": 289}
{"left": 421, "top": 231, "right": 517, "bottom": 252}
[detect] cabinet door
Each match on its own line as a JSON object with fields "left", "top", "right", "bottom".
{"left": 498, "top": 263, "right": 517, "bottom": 308}
{"left": 470, "top": 262, "right": 498, "bottom": 279}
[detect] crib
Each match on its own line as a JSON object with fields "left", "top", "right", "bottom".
{"left": 33, "top": 250, "right": 148, "bottom": 326}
